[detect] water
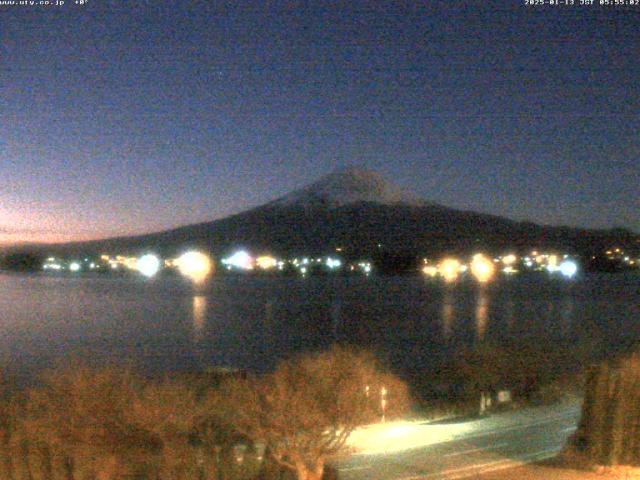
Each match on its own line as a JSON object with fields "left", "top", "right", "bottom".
{"left": 0, "top": 272, "right": 638, "bottom": 385}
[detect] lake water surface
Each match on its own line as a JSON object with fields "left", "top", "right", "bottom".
{"left": 1, "top": 272, "right": 638, "bottom": 384}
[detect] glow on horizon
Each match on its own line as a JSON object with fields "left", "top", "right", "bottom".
{"left": 0, "top": 208, "right": 112, "bottom": 245}
{"left": 0, "top": 229, "right": 92, "bottom": 245}
{"left": 0, "top": 207, "right": 206, "bottom": 246}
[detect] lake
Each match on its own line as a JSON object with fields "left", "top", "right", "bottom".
{"left": 1, "top": 272, "right": 638, "bottom": 387}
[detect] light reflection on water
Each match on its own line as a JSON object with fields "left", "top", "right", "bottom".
{"left": 560, "top": 295, "right": 575, "bottom": 338}
{"left": 331, "top": 296, "right": 341, "bottom": 339}
{"left": 441, "top": 288, "right": 454, "bottom": 342}
{"left": 503, "top": 298, "right": 515, "bottom": 332}
{"left": 0, "top": 272, "right": 638, "bottom": 380}
{"left": 192, "top": 295, "right": 207, "bottom": 343}
{"left": 475, "top": 287, "right": 489, "bottom": 342}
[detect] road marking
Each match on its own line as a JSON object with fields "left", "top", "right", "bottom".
{"left": 443, "top": 442, "right": 509, "bottom": 457}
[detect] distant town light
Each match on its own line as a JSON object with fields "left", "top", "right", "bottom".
{"left": 422, "top": 265, "right": 438, "bottom": 278}
{"left": 326, "top": 257, "right": 341, "bottom": 269}
{"left": 256, "top": 255, "right": 277, "bottom": 270}
{"left": 470, "top": 254, "right": 495, "bottom": 283}
{"left": 69, "top": 262, "right": 81, "bottom": 272}
{"left": 559, "top": 260, "right": 578, "bottom": 278}
{"left": 438, "top": 258, "right": 461, "bottom": 283}
{"left": 502, "top": 254, "right": 517, "bottom": 265}
{"left": 137, "top": 254, "right": 161, "bottom": 278}
{"left": 177, "top": 251, "right": 213, "bottom": 283}
{"left": 222, "top": 250, "right": 253, "bottom": 270}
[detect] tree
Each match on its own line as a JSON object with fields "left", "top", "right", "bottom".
{"left": 214, "top": 346, "right": 411, "bottom": 480}
{"left": 0, "top": 252, "right": 42, "bottom": 272}
{"left": 23, "top": 367, "right": 161, "bottom": 480}
{"left": 573, "top": 350, "right": 640, "bottom": 466}
{"left": 129, "top": 379, "right": 207, "bottom": 480}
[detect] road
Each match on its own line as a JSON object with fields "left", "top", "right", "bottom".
{"left": 333, "top": 399, "right": 581, "bottom": 480}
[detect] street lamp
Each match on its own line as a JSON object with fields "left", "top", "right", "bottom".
{"left": 381, "top": 386, "right": 387, "bottom": 423}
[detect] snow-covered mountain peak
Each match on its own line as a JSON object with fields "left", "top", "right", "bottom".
{"left": 270, "top": 167, "right": 423, "bottom": 208}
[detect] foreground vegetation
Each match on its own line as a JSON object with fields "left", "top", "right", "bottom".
{"left": 0, "top": 346, "right": 410, "bottom": 480}
{"left": 0, "top": 337, "right": 632, "bottom": 480}
{"left": 571, "top": 350, "right": 640, "bottom": 467}
{"left": 412, "top": 338, "right": 596, "bottom": 418}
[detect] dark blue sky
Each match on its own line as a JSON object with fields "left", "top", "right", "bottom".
{"left": 2, "top": 1, "right": 638, "bottom": 243}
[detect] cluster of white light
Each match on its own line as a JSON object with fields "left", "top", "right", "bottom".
{"left": 222, "top": 250, "right": 253, "bottom": 270}
{"left": 358, "top": 262, "right": 372, "bottom": 274}
{"left": 43, "top": 263, "right": 62, "bottom": 271}
{"left": 40, "top": 245, "right": 585, "bottom": 285}
{"left": 137, "top": 254, "right": 161, "bottom": 278}
{"left": 326, "top": 257, "right": 342, "bottom": 269}
{"left": 559, "top": 260, "right": 578, "bottom": 278}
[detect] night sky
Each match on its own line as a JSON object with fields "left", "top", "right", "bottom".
{"left": 2, "top": 1, "right": 638, "bottom": 244}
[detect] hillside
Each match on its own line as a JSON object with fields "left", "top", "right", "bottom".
{"left": 18, "top": 168, "right": 640, "bottom": 259}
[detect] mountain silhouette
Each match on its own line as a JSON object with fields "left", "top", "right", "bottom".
{"left": 35, "top": 168, "right": 638, "bottom": 259}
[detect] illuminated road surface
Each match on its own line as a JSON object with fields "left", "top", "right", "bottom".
{"left": 334, "top": 400, "right": 581, "bottom": 480}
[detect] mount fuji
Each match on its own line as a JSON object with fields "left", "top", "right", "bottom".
{"left": 268, "top": 168, "right": 424, "bottom": 208}
{"left": 37, "top": 168, "right": 637, "bottom": 259}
